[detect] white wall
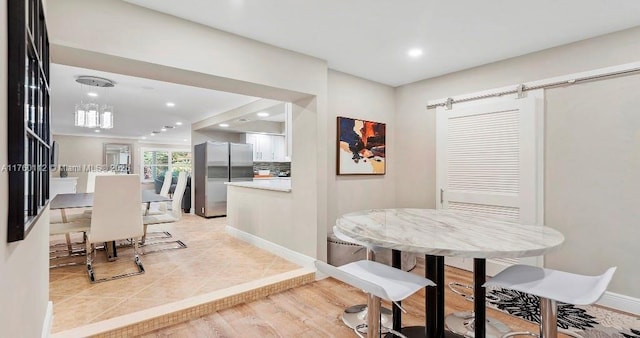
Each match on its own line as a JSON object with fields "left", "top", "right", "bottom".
{"left": 191, "top": 130, "right": 244, "bottom": 148}
{"left": 53, "top": 134, "right": 188, "bottom": 192}
{"left": 327, "top": 70, "right": 396, "bottom": 233}
{"left": 395, "top": 26, "right": 640, "bottom": 298}
{"left": 544, "top": 75, "right": 640, "bottom": 298}
{"left": 192, "top": 99, "right": 281, "bottom": 131}
{"left": 46, "top": 0, "right": 328, "bottom": 260}
{"left": 0, "top": 4, "right": 51, "bottom": 336}
{"left": 48, "top": 0, "right": 323, "bottom": 100}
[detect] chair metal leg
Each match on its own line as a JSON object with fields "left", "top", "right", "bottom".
{"left": 86, "top": 236, "right": 95, "bottom": 283}
{"left": 65, "top": 233, "right": 73, "bottom": 254}
{"left": 133, "top": 238, "right": 145, "bottom": 273}
{"left": 366, "top": 294, "right": 381, "bottom": 338}
{"left": 141, "top": 224, "right": 148, "bottom": 245}
{"left": 342, "top": 304, "right": 393, "bottom": 330}
{"left": 364, "top": 247, "right": 381, "bottom": 338}
{"left": 87, "top": 237, "right": 145, "bottom": 283}
{"left": 501, "top": 297, "right": 561, "bottom": 338}
{"left": 539, "top": 298, "right": 558, "bottom": 338}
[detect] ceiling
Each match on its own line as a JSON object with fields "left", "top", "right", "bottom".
{"left": 202, "top": 102, "right": 287, "bottom": 134}
{"left": 51, "top": 64, "right": 260, "bottom": 144}
{"left": 124, "top": 0, "right": 640, "bottom": 86}
{"left": 52, "top": 1, "right": 640, "bottom": 142}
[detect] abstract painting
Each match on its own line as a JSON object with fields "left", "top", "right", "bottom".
{"left": 337, "top": 116, "right": 386, "bottom": 175}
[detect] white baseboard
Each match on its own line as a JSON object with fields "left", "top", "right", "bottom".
{"left": 225, "top": 226, "right": 316, "bottom": 270}
{"left": 598, "top": 291, "right": 640, "bottom": 316}
{"left": 42, "top": 301, "right": 53, "bottom": 338}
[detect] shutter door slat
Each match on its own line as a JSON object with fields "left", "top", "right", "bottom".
{"left": 448, "top": 201, "right": 519, "bottom": 221}
{"left": 448, "top": 110, "right": 519, "bottom": 194}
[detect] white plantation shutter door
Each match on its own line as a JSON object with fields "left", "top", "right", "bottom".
{"left": 436, "top": 90, "right": 544, "bottom": 272}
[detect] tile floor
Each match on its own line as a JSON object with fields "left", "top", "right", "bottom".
{"left": 48, "top": 213, "right": 302, "bottom": 333}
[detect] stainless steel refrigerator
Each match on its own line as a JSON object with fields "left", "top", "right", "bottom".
{"left": 194, "top": 141, "right": 254, "bottom": 217}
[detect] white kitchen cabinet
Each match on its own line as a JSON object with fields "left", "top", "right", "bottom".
{"left": 50, "top": 177, "right": 78, "bottom": 199}
{"left": 244, "top": 133, "right": 287, "bottom": 162}
{"left": 245, "top": 133, "right": 257, "bottom": 160}
{"left": 258, "top": 134, "right": 274, "bottom": 161}
{"left": 245, "top": 133, "right": 269, "bottom": 161}
{"left": 272, "top": 135, "right": 286, "bottom": 162}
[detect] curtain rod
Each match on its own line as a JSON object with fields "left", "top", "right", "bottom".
{"left": 426, "top": 66, "right": 640, "bottom": 110}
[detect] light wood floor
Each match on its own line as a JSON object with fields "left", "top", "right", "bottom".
{"left": 142, "top": 263, "right": 574, "bottom": 337}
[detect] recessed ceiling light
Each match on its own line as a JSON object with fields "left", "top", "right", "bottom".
{"left": 141, "top": 136, "right": 147, "bottom": 140}
{"left": 183, "top": 139, "right": 188, "bottom": 142}
{"left": 88, "top": 92, "right": 98, "bottom": 97}
{"left": 166, "top": 102, "right": 175, "bottom": 107}
{"left": 219, "top": 123, "right": 229, "bottom": 128}
{"left": 407, "top": 48, "right": 423, "bottom": 58}
{"left": 257, "top": 112, "right": 270, "bottom": 117}
{"left": 94, "top": 129, "right": 100, "bottom": 133}
{"left": 161, "top": 128, "right": 167, "bottom": 132}
{"left": 175, "top": 122, "right": 183, "bottom": 126}
{"left": 150, "top": 133, "right": 156, "bottom": 136}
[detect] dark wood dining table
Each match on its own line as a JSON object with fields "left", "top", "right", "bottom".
{"left": 335, "top": 208, "right": 565, "bottom": 338}
{"left": 50, "top": 190, "right": 171, "bottom": 260}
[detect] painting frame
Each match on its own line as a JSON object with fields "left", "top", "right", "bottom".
{"left": 336, "top": 116, "right": 386, "bottom": 175}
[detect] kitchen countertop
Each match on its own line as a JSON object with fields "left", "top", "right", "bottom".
{"left": 253, "top": 176, "right": 291, "bottom": 180}
{"left": 225, "top": 179, "right": 291, "bottom": 192}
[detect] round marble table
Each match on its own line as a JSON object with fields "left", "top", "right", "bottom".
{"left": 335, "top": 208, "right": 565, "bottom": 338}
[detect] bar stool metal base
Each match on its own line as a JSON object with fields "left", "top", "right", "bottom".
{"left": 384, "top": 326, "right": 467, "bottom": 338}
{"left": 501, "top": 329, "right": 583, "bottom": 338}
{"left": 445, "top": 311, "right": 511, "bottom": 338}
{"left": 342, "top": 304, "right": 393, "bottom": 330}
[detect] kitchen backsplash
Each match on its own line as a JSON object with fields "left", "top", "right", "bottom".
{"left": 253, "top": 162, "right": 291, "bottom": 176}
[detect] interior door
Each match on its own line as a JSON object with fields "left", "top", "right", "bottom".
{"left": 436, "top": 90, "right": 544, "bottom": 275}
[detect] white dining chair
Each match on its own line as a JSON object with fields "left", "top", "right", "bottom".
{"left": 484, "top": 265, "right": 616, "bottom": 338}
{"left": 50, "top": 210, "right": 89, "bottom": 224}
{"left": 315, "top": 259, "right": 435, "bottom": 338}
{"left": 332, "top": 226, "right": 395, "bottom": 329}
{"left": 49, "top": 209, "right": 91, "bottom": 258}
{"left": 142, "top": 171, "right": 188, "bottom": 246}
{"left": 147, "top": 173, "right": 173, "bottom": 215}
{"left": 82, "top": 171, "right": 118, "bottom": 220}
{"left": 85, "top": 174, "right": 145, "bottom": 283}
{"left": 85, "top": 171, "right": 116, "bottom": 193}
{"left": 49, "top": 218, "right": 91, "bottom": 268}
{"left": 159, "top": 172, "right": 173, "bottom": 197}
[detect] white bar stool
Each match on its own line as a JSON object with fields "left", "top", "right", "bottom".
{"left": 315, "top": 259, "right": 435, "bottom": 338}
{"left": 332, "top": 226, "right": 395, "bottom": 329}
{"left": 484, "top": 265, "right": 616, "bottom": 338}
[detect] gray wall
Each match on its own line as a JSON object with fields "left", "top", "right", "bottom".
{"left": 544, "top": 75, "right": 640, "bottom": 297}
{"left": 327, "top": 70, "right": 397, "bottom": 234}
{"left": 395, "top": 25, "right": 640, "bottom": 298}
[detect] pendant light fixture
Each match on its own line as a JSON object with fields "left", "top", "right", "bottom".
{"left": 74, "top": 76, "right": 115, "bottom": 129}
